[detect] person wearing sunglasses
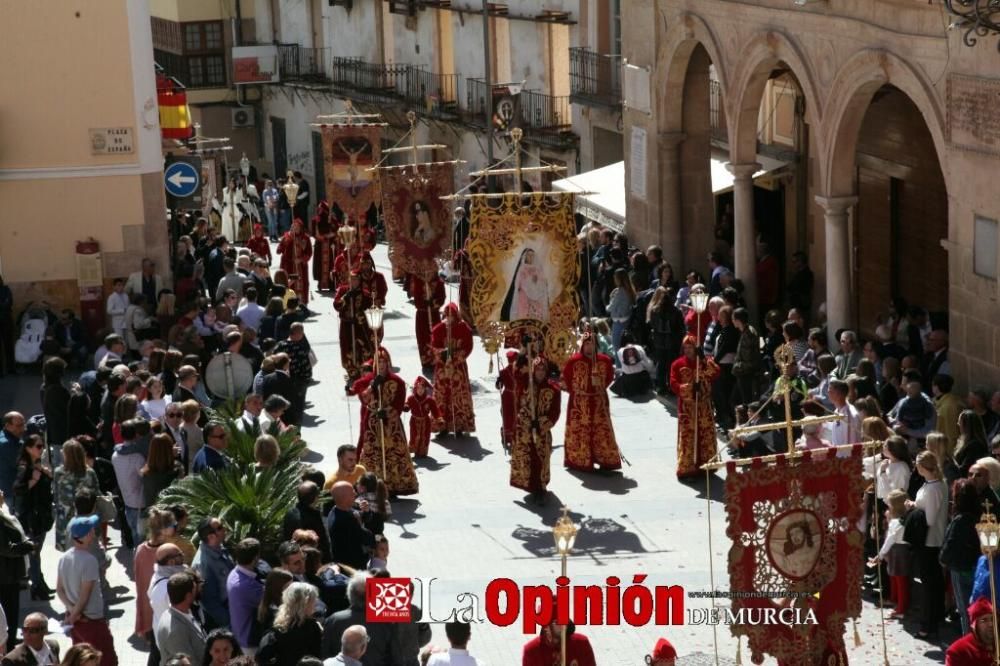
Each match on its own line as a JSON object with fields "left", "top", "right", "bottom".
{"left": 2, "top": 612, "right": 59, "bottom": 665}
{"left": 192, "top": 422, "right": 231, "bottom": 474}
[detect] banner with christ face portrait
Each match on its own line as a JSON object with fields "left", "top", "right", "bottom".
{"left": 379, "top": 161, "right": 455, "bottom": 280}
{"left": 468, "top": 192, "right": 580, "bottom": 364}
{"left": 321, "top": 124, "right": 383, "bottom": 220}
{"left": 724, "top": 448, "right": 865, "bottom": 666}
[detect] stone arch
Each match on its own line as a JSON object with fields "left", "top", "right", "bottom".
{"left": 655, "top": 11, "right": 730, "bottom": 135}
{"left": 727, "top": 31, "right": 825, "bottom": 167}
{"left": 822, "top": 49, "right": 948, "bottom": 196}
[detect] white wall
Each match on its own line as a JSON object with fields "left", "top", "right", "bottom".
{"left": 325, "top": 2, "right": 381, "bottom": 62}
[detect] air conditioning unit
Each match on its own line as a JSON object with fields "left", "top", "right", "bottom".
{"left": 231, "top": 108, "right": 255, "bottom": 128}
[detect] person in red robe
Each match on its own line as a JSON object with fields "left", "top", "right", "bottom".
{"left": 510, "top": 356, "right": 561, "bottom": 502}
{"left": 359, "top": 252, "right": 389, "bottom": 307}
{"left": 333, "top": 225, "right": 362, "bottom": 292}
{"left": 670, "top": 335, "right": 721, "bottom": 479}
{"left": 946, "top": 597, "right": 996, "bottom": 666}
{"left": 561, "top": 332, "right": 622, "bottom": 472}
{"left": 350, "top": 347, "right": 419, "bottom": 496}
{"left": 522, "top": 621, "right": 596, "bottom": 666}
{"left": 310, "top": 200, "right": 336, "bottom": 291}
{"left": 496, "top": 349, "right": 520, "bottom": 450}
{"left": 411, "top": 274, "right": 445, "bottom": 368}
{"left": 430, "top": 303, "right": 476, "bottom": 436}
{"left": 245, "top": 224, "right": 272, "bottom": 265}
{"left": 333, "top": 270, "right": 375, "bottom": 382}
{"left": 276, "top": 218, "right": 312, "bottom": 305}
{"left": 647, "top": 638, "right": 677, "bottom": 665}
{"left": 404, "top": 376, "right": 443, "bottom": 457}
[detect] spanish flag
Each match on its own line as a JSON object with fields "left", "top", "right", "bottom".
{"left": 156, "top": 71, "right": 193, "bottom": 140}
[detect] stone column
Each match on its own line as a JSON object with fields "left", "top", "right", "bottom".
{"left": 657, "top": 131, "right": 686, "bottom": 270}
{"left": 728, "top": 162, "right": 760, "bottom": 315}
{"left": 815, "top": 195, "right": 858, "bottom": 350}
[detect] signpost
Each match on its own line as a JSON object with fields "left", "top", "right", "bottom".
{"left": 164, "top": 155, "right": 203, "bottom": 268}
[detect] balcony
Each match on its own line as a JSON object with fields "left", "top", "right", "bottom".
{"left": 277, "top": 44, "right": 331, "bottom": 82}
{"left": 331, "top": 57, "right": 414, "bottom": 105}
{"left": 466, "top": 78, "right": 572, "bottom": 132}
{"left": 569, "top": 47, "right": 622, "bottom": 109}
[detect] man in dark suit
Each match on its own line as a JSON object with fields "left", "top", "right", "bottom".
{"left": 282, "top": 482, "right": 332, "bottom": 562}
{"left": 260, "top": 353, "right": 298, "bottom": 422}
{"left": 54, "top": 310, "right": 88, "bottom": 369}
{"left": 326, "top": 481, "right": 374, "bottom": 571}
{"left": 293, "top": 171, "right": 310, "bottom": 222}
{"left": 321, "top": 572, "right": 393, "bottom": 662}
{"left": 98, "top": 374, "right": 126, "bottom": 456}
{"left": 1, "top": 612, "right": 60, "bottom": 665}
{"left": 172, "top": 366, "right": 207, "bottom": 428}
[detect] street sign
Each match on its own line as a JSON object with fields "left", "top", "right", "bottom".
{"left": 164, "top": 157, "right": 202, "bottom": 199}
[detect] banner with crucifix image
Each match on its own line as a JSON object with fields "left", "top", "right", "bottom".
{"left": 320, "top": 124, "right": 383, "bottom": 220}
{"left": 468, "top": 192, "right": 580, "bottom": 366}
{"left": 379, "top": 161, "right": 455, "bottom": 280}
{"left": 724, "top": 449, "right": 865, "bottom": 666}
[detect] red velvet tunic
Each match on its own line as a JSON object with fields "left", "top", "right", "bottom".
{"left": 351, "top": 370, "right": 418, "bottom": 495}
{"left": 404, "top": 393, "right": 442, "bottom": 457}
{"left": 509, "top": 374, "right": 561, "bottom": 493}
{"left": 333, "top": 285, "right": 374, "bottom": 379}
{"left": 561, "top": 351, "right": 621, "bottom": 471}
{"left": 522, "top": 633, "right": 596, "bottom": 666}
{"left": 669, "top": 354, "right": 721, "bottom": 478}
{"left": 276, "top": 227, "right": 312, "bottom": 305}
{"left": 430, "top": 310, "right": 476, "bottom": 433}
{"left": 411, "top": 275, "right": 445, "bottom": 366}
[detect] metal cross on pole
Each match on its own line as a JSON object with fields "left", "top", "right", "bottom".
{"left": 727, "top": 344, "right": 843, "bottom": 456}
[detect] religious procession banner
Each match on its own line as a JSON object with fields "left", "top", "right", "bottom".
{"left": 724, "top": 448, "right": 865, "bottom": 666}
{"left": 320, "top": 124, "right": 383, "bottom": 220}
{"left": 379, "top": 161, "right": 456, "bottom": 280}
{"left": 468, "top": 192, "right": 580, "bottom": 365}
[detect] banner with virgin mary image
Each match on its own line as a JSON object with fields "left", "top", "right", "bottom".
{"left": 723, "top": 447, "right": 865, "bottom": 666}
{"left": 468, "top": 192, "right": 580, "bottom": 364}
{"left": 320, "top": 124, "right": 383, "bottom": 220}
{"left": 379, "top": 160, "right": 456, "bottom": 280}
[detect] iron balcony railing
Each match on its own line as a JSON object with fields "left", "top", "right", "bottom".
{"left": 331, "top": 57, "right": 414, "bottom": 104}
{"left": 399, "top": 69, "right": 462, "bottom": 118}
{"left": 466, "top": 78, "right": 572, "bottom": 131}
{"left": 277, "top": 44, "right": 330, "bottom": 81}
{"left": 569, "top": 47, "right": 622, "bottom": 108}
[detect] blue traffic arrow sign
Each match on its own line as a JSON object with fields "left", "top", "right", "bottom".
{"left": 164, "top": 160, "right": 201, "bottom": 198}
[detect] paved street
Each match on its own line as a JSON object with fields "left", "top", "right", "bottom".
{"left": 0, "top": 243, "right": 950, "bottom": 665}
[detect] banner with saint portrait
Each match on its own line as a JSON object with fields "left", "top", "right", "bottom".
{"left": 468, "top": 192, "right": 579, "bottom": 364}
{"left": 724, "top": 448, "right": 865, "bottom": 666}
{"left": 320, "top": 124, "right": 383, "bottom": 220}
{"left": 379, "top": 161, "right": 456, "bottom": 280}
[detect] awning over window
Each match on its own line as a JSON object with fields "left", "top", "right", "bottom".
{"left": 552, "top": 161, "right": 626, "bottom": 232}
{"left": 710, "top": 152, "right": 789, "bottom": 194}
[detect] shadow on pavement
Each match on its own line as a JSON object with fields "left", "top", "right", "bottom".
{"left": 688, "top": 472, "right": 726, "bottom": 503}
{"left": 413, "top": 455, "right": 450, "bottom": 472}
{"left": 392, "top": 498, "right": 426, "bottom": 540}
{"left": 566, "top": 469, "right": 638, "bottom": 495}
{"left": 511, "top": 507, "right": 648, "bottom": 561}
{"left": 433, "top": 435, "right": 493, "bottom": 461}
{"left": 301, "top": 447, "right": 325, "bottom": 464}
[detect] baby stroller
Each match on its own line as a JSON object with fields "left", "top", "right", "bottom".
{"left": 14, "top": 301, "right": 55, "bottom": 366}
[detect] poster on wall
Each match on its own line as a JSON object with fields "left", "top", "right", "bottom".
{"left": 379, "top": 161, "right": 456, "bottom": 280}
{"left": 468, "top": 192, "right": 580, "bottom": 364}
{"left": 321, "top": 124, "right": 384, "bottom": 221}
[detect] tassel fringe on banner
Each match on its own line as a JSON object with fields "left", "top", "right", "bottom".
{"left": 852, "top": 619, "right": 862, "bottom": 647}
{"left": 735, "top": 636, "right": 742, "bottom": 665}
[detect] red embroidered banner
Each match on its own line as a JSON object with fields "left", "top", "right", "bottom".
{"left": 379, "top": 161, "right": 455, "bottom": 280}
{"left": 320, "top": 124, "right": 383, "bottom": 221}
{"left": 724, "top": 448, "right": 865, "bottom": 666}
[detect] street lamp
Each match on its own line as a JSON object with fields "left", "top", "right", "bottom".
{"left": 364, "top": 306, "right": 387, "bottom": 482}
{"left": 976, "top": 501, "right": 1000, "bottom": 666}
{"left": 239, "top": 152, "right": 250, "bottom": 180}
{"left": 552, "top": 506, "right": 578, "bottom": 666}
{"left": 283, "top": 170, "right": 299, "bottom": 218}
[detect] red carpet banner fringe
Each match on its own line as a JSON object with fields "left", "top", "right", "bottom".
{"left": 320, "top": 124, "right": 383, "bottom": 220}
{"left": 379, "top": 161, "right": 455, "bottom": 280}
{"left": 468, "top": 192, "right": 580, "bottom": 365}
{"left": 724, "top": 447, "right": 865, "bottom": 665}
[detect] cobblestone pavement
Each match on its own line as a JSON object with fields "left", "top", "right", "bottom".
{"left": 0, "top": 243, "right": 950, "bottom": 664}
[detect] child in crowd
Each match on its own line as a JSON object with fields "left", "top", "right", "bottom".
{"left": 868, "top": 489, "right": 911, "bottom": 619}
{"left": 369, "top": 535, "right": 389, "bottom": 571}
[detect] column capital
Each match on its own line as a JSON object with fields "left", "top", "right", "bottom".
{"left": 657, "top": 131, "right": 687, "bottom": 146}
{"left": 814, "top": 195, "right": 859, "bottom": 214}
{"left": 726, "top": 162, "right": 761, "bottom": 180}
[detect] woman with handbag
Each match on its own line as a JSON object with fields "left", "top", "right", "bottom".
{"left": 13, "top": 434, "right": 54, "bottom": 600}
{"left": 0, "top": 491, "right": 34, "bottom": 652}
